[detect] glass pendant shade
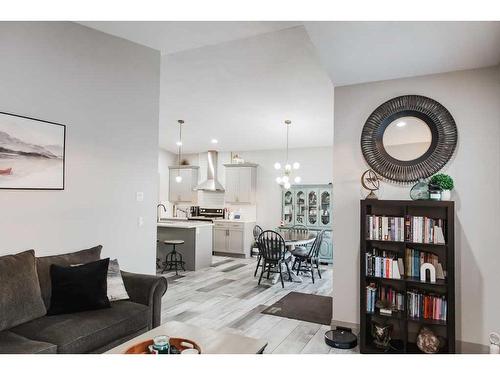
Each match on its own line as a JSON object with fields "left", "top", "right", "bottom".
{"left": 274, "top": 120, "right": 301, "bottom": 187}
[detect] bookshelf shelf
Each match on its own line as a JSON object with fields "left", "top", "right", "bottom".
{"left": 365, "top": 275, "right": 447, "bottom": 287}
{"left": 360, "top": 200, "right": 455, "bottom": 354}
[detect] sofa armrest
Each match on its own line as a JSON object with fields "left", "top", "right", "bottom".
{"left": 121, "top": 271, "right": 167, "bottom": 328}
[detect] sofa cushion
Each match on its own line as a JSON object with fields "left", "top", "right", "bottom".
{"left": 0, "top": 250, "right": 47, "bottom": 331}
{"left": 48, "top": 259, "right": 111, "bottom": 316}
{"left": 0, "top": 331, "right": 56, "bottom": 354}
{"left": 10, "top": 300, "right": 150, "bottom": 354}
{"left": 36, "top": 245, "right": 102, "bottom": 309}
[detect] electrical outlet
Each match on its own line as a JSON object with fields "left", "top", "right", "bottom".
{"left": 138, "top": 216, "right": 144, "bottom": 227}
{"left": 136, "top": 192, "right": 144, "bottom": 202}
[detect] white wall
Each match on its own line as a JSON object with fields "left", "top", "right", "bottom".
{"left": 333, "top": 66, "right": 500, "bottom": 345}
{"left": 158, "top": 146, "right": 333, "bottom": 229}
{"left": 0, "top": 22, "right": 161, "bottom": 275}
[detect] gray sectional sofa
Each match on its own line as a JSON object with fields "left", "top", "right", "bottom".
{"left": 0, "top": 246, "right": 167, "bottom": 354}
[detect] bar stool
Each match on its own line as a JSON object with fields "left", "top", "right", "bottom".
{"left": 161, "top": 240, "right": 186, "bottom": 275}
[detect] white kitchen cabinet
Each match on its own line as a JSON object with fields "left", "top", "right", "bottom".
{"left": 168, "top": 166, "right": 199, "bottom": 203}
{"left": 212, "top": 220, "right": 255, "bottom": 257}
{"left": 223, "top": 164, "right": 258, "bottom": 204}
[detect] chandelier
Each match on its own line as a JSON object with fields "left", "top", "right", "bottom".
{"left": 274, "top": 120, "right": 301, "bottom": 189}
{"left": 175, "top": 119, "right": 184, "bottom": 183}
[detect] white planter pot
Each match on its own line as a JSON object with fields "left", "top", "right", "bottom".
{"left": 441, "top": 190, "right": 451, "bottom": 201}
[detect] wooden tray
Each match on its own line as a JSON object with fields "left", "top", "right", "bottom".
{"left": 124, "top": 337, "right": 201, "bottom": 354}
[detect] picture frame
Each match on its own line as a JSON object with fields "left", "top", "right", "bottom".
{"left": 0, "top": 111, "right": 66, "bottom": 190}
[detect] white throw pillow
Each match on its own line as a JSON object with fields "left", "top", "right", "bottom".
{"left": 107, "top": 259, "right": 130, "bottom": 302}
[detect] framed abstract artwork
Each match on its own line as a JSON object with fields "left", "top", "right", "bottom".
{"left": 0, "top": 111, "right": 66, "bottom": 190}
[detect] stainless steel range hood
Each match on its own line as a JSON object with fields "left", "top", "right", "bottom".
{"left": 194, "top": 150, "right": 225, "bottom": 192}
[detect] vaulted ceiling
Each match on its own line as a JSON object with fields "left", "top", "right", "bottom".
{"left": 79, "top": 21, "right": 500, "bottom": 152}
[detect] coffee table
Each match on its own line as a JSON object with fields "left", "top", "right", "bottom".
{"left": 105, "top": 321, "right": 268, "bottom": 354}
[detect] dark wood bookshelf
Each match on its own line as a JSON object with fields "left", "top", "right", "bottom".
{"left": 360, "top": 200, "right": 455, "bottom": 354}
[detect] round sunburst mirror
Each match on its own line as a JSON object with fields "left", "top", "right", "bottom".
{"left": 361, "top": 95, "right": 458, "bottom": 183}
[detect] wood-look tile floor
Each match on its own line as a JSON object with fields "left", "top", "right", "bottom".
{"left": 158, "top": 256, "right": 359, "bottom": 354}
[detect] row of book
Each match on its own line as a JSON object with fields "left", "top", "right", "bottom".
{"left": 365, "top": 215, "right": 446, "bottom": 244}
{"left": 366, "top": 215, "right": 405, "bottom": 242}
{"left": 407, "top": 216, "right": 445, "bottom": 244}
{"left": 366, "top": 285, "right": 447, "bottom": 322}
{"left": 366, "top": 248, "right": 446, "bottom": 281}
{"left": 405, "top": 248, "right": 445, "bottom": 279}
{"left": 366, "top": 283, "right": 405, "bottom": 313}
{"left": 365, "top": 249, "right": 404, "bottom": 279}
{"left": 407, "top": 290, "right": 447, "bottom": 322}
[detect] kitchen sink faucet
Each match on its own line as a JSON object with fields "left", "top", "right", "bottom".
{"left": 157, "top": 204, "right": 167, "bottom": 222}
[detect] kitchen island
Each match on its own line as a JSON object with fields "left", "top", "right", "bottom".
{"left": 157, "top": 219, "right": 213, "bottom": 271}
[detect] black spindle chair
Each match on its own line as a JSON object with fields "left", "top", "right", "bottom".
{"left": 289, "top": 224, "right": 309, "bottom": 252}
{"left": 257, "top": 230, "right": 292, "bottom": 288}
{"left": 252, "top": 225, "right": 264, "bottom": 277}
{"left": 292, "top": 230, "right": 325, "bottom": 283}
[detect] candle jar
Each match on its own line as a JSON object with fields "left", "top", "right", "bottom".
{"left": 150, "top": 335, "right": 170, "bottom": 354}
{"left": 428, "top": 183, "right": 442, "bottom": 201}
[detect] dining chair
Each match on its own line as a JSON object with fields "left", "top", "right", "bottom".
{"left": 289, "top": 224, "right": 309, "bottom": 235}
{"left": 252, "top": 225, "right": 264, "bottom": 277}
{"left": 292, "top": 230, "right": 325, "bottom": 283}
{"left": 257, "top": 230, "right": 292, "bottom": 288}
{"left": 289, "top": 224, "right": 309, "bottom": 252}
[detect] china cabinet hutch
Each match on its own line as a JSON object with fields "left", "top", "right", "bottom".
{"left": 281, "top": 183, "right": 333, "bottom": 263}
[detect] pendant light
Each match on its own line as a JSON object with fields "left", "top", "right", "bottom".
{"left": 274, "top": 120, "right": 301, "bottom": 189}
{"left": 175, "top": 120, "right": 184, "bottom": 183}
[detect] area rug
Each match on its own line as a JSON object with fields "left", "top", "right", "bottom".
{"left": 261, "top": 292, "right": 332, "bottom": 325}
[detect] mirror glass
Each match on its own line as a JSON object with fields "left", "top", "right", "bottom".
{"left": 382, "top": 116, "right": 432, "bottom": 161}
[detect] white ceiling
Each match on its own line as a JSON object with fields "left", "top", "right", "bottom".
{"left": 159, "top": 26, "right": 334, "bottom": 153}
{"left": 80, "top": 21, "right": 500, "bottom": 152}
{"left": 304, "top": 21, "right": 500, "bottom": 86}
{"left": 78, "top": 21, "right": 301, "bottom": 55}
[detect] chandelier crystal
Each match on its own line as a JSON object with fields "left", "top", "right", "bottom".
{"left": 274, "top": 120, "right": 300, "bottom": 189}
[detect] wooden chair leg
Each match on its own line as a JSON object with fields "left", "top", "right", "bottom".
{"left": 266, "top": 263, "right": 271, "bottom": 279}
{"left": 279, "top": 263, "right": 284, "bottom": 288}
{"left": 296, "top": 260, "right": 302, "bottom": 276}
{"left": 258, "top": 262, "right": 266, "bottom": 285}
{"left": 285, "top": 261, "right": 292, "bottom": 281}
{"left": 316, "top": 259, "right": 322, "bottom": 279}
{"left": 311, "top": 259, "right": 315, "bottom": 284}
{"left": 254, "top": 255, "right": 261, "bottom": 277}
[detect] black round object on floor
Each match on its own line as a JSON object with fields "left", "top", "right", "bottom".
{"left": 325, "top": 327, "right": 358, "bottom": 350}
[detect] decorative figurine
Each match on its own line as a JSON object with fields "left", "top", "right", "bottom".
{"left": 361, "top": 169, "right": 380, "bottom": 199}
{"left": 371, "top": 321, "right": 393, "bottom": 350}
{"left": 489, "top": 332, "right": 500, "bottom": 354}
{"left": 420, "top": 263, "right": 437, "bottom": 283}
{"left": 417, "top": 326, "right": 445, "bottom": 354}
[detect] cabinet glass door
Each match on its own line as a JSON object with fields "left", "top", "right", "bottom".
{"left": 320, "top": 189, "right": 331, "bottom": 227}
{"left": 282, "top": 189, "right": 294, "bottom": 225}
{"left": 295, "top": 189, "right": 306, "bottom": 224}
{"left": 307, "top": 189, "right": 319, "bottom": 226}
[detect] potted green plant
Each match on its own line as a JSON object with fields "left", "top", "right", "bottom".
{"left": 429, "top": 173, "right": 454, "bottom": 201}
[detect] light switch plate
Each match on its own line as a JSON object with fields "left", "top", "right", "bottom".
{"left": 136, "top": 192, "right": 144, "bottom": 202}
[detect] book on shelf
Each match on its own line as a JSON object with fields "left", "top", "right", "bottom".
{"left": 366, "top": 215, "right": 405, "bottom": 241}
{"left": 405, "top": 248, "right": 446, "bottom": 280}
{"left": 407, "top": 290, "right": 447, "bottom": 322}
{"left": 365, "top": 248, "right": 403, "bottom": 279}
{"left": 365, "top": 214, "right": 446, "bottom": 244}
{"left": 366, "top": 283, "right": 404, "bottom": 313}
{"left": 405, "top": 216, "right": 445, "bottom": 244}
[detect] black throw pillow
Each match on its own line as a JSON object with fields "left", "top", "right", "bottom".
{"left": 47, "top": 258, "right": 111, "bottom": 315}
